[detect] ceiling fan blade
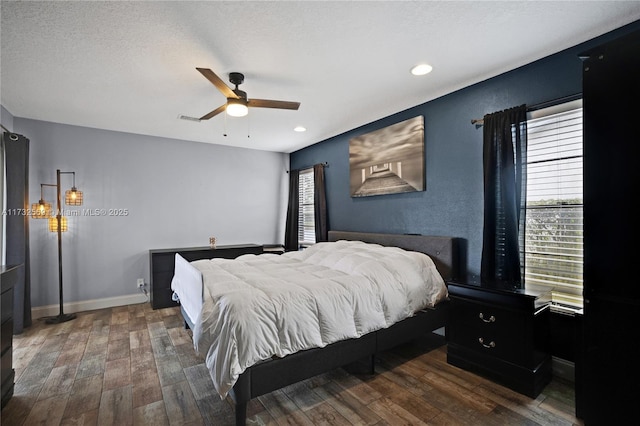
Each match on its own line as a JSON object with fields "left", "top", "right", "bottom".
{"left": 196, "top": 67, "right": 239, "bottom": 99}
{"left": 248, "top": 99, "right": 300, "bottom": 110}
{"left": 199, "top": 104, "right": 227, "bottom": 120}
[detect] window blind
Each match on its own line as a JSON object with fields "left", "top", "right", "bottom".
{"left": 298, "top": 168, "right": 316, "bottom": 246}
{"left": 524, "top": 101, "right": 583, "bottom": 310}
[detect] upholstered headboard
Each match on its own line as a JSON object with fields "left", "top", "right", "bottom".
{"left": 327, "top": 231, "right": 460, "bottom": 281}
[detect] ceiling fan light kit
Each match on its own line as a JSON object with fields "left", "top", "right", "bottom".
{"left": 195, "top": 68, "right": 300, "bottom": 121}
{"left": 226, "top": 98, "right": 249, "bottom": 117}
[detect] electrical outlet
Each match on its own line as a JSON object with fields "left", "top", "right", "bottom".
{"left": 137, "top": 278, "right": 145, "bottom": 289}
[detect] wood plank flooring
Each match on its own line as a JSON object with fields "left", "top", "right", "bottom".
{"left": 1, "top": 303, "right": 583, "bottom": 425}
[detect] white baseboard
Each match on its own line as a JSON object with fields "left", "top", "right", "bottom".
{"left": 31, "top": 293, "right": 149, "bottom": 319}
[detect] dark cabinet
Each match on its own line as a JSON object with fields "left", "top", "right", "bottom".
{"left": 1, "top": 264, "right": 21, "bottom": 408}
{"left": 580, "top": 30, "right": 640, "bottom": 424}
{"left": 446, "top": 282, "right": 551, "bottom": 398}
{"left": 149, "top": 244, "right": 263, "bottom": 309}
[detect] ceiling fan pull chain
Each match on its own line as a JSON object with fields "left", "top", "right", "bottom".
{"left": 247, "top": 113, "right": 251, "bottom": 138}
{"left": 223, "top": 110, "right": 228, "bottom": 137}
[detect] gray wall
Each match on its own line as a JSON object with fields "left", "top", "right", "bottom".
{"left": 10, "top": 115, "right": 288, "bottom": 308}
{"left": 1, "top": 105, "right": 14, "bottom": 132}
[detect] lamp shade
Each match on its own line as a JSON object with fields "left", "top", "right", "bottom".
{"left": 226, "top": 98, "right": 248, "bottom": 117}
{"left": 49, "top": 216, "right": 68, "bottom": 233}
{"left": 31, "top": 200, "right": 53, "bottom": 219}
{"left": 65, "top": 187, "right": 83, "bottom": 206}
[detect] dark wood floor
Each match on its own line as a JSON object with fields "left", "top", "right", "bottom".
{"left": 1, "top": 303, "right": 583, "bottom": 425}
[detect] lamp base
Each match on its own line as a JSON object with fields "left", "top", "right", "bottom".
{"left": 44, "top": 313, "right": 77, "bottom": 324}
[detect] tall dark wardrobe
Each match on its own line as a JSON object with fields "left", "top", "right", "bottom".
{"left": 581, "top": 29, "right": 640, "bottom": 424}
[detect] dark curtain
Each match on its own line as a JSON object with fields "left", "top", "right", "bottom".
{"left": 481, "top": 105, "right": 527, "bottom": 288}
{"left": 283, "top": 169, "right": 299, "bottom": 251}
{"left": 3, "top": 131, "right": 32, "bottom": 333}
{"left": 313, "top": 164, "right": 328, "bottom": 243}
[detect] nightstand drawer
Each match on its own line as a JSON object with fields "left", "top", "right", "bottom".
{"left": 0, "top": 287, "right": 12, "bottom": 324}
{"left": 449, "top": 323, "right": 526, "bottom": 364}
{"left": 450, "top": 299, "right": 525, "bottom": 335}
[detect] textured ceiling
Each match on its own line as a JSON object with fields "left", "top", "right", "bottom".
{"left": 2, "top": 1, "right": 639, "bottom": 153}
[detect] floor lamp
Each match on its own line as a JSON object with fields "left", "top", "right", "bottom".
{"left": 31, "top": 169, "right": 83, "bottom": 324}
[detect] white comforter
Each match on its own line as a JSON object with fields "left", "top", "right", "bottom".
{"left": 189, "top": 240, "right": 448, "bottom": 398}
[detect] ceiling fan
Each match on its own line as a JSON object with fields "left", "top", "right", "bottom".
{"left": 196, "top": 67, "right": 300, "bottom": 120}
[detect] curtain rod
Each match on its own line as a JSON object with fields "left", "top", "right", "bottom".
{"left": 470, "top": 93, "right": 582, "bottom": 126}
{"left": 286, "top": 162, "right": 328, "bottom": 173}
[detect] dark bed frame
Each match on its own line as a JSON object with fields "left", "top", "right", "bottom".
{"left": 183, "top": 231, "right": 460, "bottom": 425}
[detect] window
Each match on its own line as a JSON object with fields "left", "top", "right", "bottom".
{"left": 524, "top": 99, "right": 583, "bottom": 311}
{"left": 298, "top": 168, "right": 315, "bottom": 246}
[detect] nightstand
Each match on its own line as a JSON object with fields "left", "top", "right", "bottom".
{"left": 446, "top": 280, "right": 552, "bottom": 398}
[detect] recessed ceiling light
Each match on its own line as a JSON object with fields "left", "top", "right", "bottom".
{"left": 411, "top": 63, "right": 433, "bottom": 76}
{"left": 294, "top": 126, "right": 306, "bottom": 132}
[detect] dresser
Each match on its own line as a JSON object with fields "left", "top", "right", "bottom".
{"left": 149, "top": 244, "right": 263, "bottom": 309}
{"left": 1, "top": 264, "right": 21, "bottom": 408}
{"left": 446, "top": 281, "right": 552, "bottom": 398}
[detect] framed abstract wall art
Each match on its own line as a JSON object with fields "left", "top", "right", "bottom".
{"left": 349, "top": 115, "right": 425, "bottom": 197}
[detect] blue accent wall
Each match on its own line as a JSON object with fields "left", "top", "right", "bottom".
{"left": 290, "top": 21, "right": 640, "bottom": 278}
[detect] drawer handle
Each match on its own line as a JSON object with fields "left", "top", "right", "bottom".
{"left": 478, "top": 337, "right": 496, "bottom": 349}
{"left": 479, "top": 313, "right": 495, "bottom": 323}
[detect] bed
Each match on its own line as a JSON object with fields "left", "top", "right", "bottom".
{"left": 171, "top": 231, "right": 460, "bottom": 425}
